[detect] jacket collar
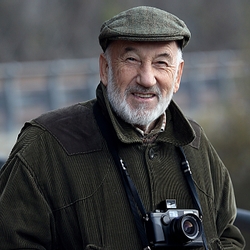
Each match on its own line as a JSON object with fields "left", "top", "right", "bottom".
{"left": 96, "top": 83, "right": 196, "bottom": 147}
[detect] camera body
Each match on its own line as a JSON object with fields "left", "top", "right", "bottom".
{"left": 145, "top": 208, "right": 204, "bottom": 248}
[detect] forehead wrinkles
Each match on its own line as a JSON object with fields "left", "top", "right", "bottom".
{"left": 121, "top": 42, "right": 177, "bottom": 64}
{"left": 106, "top": 41, "right": 181, "bottom": 69}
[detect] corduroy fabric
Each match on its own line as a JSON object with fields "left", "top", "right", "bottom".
{"left": 0, "top": 83, "right": 245, "bottom": 249}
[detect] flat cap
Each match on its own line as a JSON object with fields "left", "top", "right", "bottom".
{"left": 99, "top": 6, "right": 191, "bottom": 51}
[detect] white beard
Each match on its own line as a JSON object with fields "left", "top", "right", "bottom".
{"left": 106, "top": 68, "right": 175, "bottom": 127}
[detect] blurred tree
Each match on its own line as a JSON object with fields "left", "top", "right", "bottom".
{"left": 0, "top": 0, "right": 250, "bottom": 62}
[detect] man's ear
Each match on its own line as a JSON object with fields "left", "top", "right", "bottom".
{"left": 99, "top": 53, "right": 109, "bottom": 86}
{"left": 174, "top": 60, "right": 184, "bottom": 93}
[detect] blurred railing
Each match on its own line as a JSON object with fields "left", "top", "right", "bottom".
{"left": 0, "top": 50, "right": 249, "bottom": 134}
{"left": 235, "top": 208, "right": 250, "bottom": 245}
{"left": 0, "top": 58, "right": 99, "bottom": 132}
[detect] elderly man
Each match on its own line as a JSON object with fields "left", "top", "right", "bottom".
{"left": 0, "top": 6, "right": 245, "bottom": 250}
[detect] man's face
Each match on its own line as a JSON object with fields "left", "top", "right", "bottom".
{"left": 99, "top": 40, "right": 184, "bottom": 129}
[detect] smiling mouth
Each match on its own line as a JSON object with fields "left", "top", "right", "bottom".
{"left": 133, "top": 93, "right": 155, "bottom": 98}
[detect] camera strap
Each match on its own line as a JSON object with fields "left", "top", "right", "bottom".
{"left": 178, "top": 146, "right": 203, "bottom": 218}
{"left": 178, "top": 147, "right": 208, "bottom": 250}
{"left": 93, "top": 103, "right": 151, "bottom": 249}
{"left": 93, "top": 102, "right": 208, "bottom": 250}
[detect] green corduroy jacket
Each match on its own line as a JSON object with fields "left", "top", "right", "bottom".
{"left": 0, "top": 83, "right": 245, "bottom": 249}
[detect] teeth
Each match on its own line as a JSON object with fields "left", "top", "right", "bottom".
{"left": 134, "top": 93, "right": 154, "bottom": 98}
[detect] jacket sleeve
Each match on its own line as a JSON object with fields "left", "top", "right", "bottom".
{"left": 0, "top": 155, "right": 56, "bottom": 250}
{"left": 209, "top": 143, "right": 245, "bottom": 249}
{"left": 217, "top": 169, "right": 245, "bottom": 249}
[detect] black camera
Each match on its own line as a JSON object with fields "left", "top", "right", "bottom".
{"left": 145, "top": 200, "right": 204, "bottom": 248}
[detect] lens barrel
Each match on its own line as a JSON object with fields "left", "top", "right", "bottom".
{"left": 171, "top": 214, "right": 201, "bottom": 241}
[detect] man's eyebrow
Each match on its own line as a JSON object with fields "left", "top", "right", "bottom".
{"left": 122, "top": 47, "right": 173, "bottom": 61}
{"left": 157, "top": 52, "right": 172, "bottom": 59}
{"left": 124, "top": 47, "right": 137, "bottom": 53}
{"left": 156, "top": 52, "right": 175, "bottom": 64}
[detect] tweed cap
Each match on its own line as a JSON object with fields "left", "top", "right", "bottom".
{"left": 99, "top": 6, "right": 191, "bottom": 51}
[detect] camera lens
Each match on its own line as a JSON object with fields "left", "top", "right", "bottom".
{"left": 182, "top": 216, "right": 199, "bottom": 238}
{"left": 171, "top": 214, "right": 201, "bottom": 241}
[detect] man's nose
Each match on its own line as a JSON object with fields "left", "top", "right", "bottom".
{"left": 136, "top": 63, "right": 157, "bottom": 88}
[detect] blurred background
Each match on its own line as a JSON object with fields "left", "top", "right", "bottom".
{"left": 0, "top": 0, "right": 250, "bottom": 239}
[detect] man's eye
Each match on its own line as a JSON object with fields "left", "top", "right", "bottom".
{"left": 156, "top": 61, "right": 168, "bottom": 68}
{"left": 127, "top": 57, "right": 136, "bottom": 62}
{"left": 158, "top": 61, "right": 167, "bottom": 65}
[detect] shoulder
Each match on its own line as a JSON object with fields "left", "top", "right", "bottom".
{"left": 22, "top": 100, "right": 102, "bottom": 155}
{"left": 35, "top": 101, "right": 95, "bottom": 126}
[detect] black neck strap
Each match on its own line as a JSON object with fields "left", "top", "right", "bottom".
{"left": 177, "top": 146, "right": 203, "bottom": 217}
{"left": 93, "top": 103, "right": 208, "bottom": 250}
{"left": 93, "top": 103, "right": 150, "bottom": 249}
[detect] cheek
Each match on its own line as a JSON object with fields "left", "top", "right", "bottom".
{"left": 155, "top": 68, "right": 176, "bottom": 88}
{"left": 157, "top": 78, "right": 175, "bottom": 97}
{"left": 113, "top": 67, "right": 136, "bottom": 90}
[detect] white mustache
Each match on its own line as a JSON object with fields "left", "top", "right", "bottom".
{"left": 125, "top": 85, "right": 161, "bottom": 98}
